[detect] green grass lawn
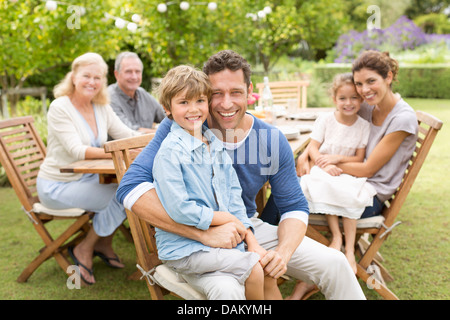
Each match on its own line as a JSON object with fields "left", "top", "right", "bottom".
{"left": 0, "top": 98, "right": 448, "bottom": 300}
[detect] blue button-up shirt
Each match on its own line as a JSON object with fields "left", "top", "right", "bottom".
{"left": 153, "top": 122, "right": 253, "bottom": 260}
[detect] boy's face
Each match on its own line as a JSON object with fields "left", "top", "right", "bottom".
{"left": 165, "top": 89, "right": 209, "bottom": 136}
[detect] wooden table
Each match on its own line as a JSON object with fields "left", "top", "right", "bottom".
{"left": 60, "top": 108, "right": 331, "bottom": 182}
{"left": 60, "top": 158, "right": 117, "bottom": 184}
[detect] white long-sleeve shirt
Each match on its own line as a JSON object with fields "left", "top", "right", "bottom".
{"left": 38, "top": 96, "right": 139, "bottom": 182}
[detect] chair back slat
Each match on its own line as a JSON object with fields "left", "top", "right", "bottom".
{"left": 381, "top": 111, "right": 443, "bottom": 226}
{"left": 0, "top": 116, "right": 46, "bottom": 210}
{"left": 256, "top": 80, "right": 310, "bottom": 109}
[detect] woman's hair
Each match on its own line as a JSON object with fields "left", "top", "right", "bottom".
{"left": 202, "top": 50, "right": 252, "bottom": 88}
{"left": 352, "top": 50, "right": 399, "bottom": 87}
{"left": 330, "top": 72, "right": 360, "bottom": 99}
{"left": 158, "top": 65, "right": 212, "bottom": 120}
{"left": 53, "top": 52, "right": 110, "bottom": 105}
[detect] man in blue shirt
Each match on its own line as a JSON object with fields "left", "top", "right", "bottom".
{"left": 116, "top": 50, "right": 365, "bottom": 300}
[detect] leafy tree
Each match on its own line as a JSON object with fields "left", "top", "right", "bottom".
{"left": 414, "top": 12, "right": 450, "bottom": 34}
{"left": 405, "top": 0, "right": 450, "bottom": 18}
{"left": 128, "top": 0, "right": 227, "bottom": 77}
{"left": 0, "top": 0, "right": 125, "bottom": 114}
{"left": 130, "top": 0, "right": 347, "bottom": 74}
{"left": 241, "top": 0, "right": 347, "bottom": 71}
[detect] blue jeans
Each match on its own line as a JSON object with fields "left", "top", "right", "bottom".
{"left": 360, "top": 195, "right": 384, "bottom": 219}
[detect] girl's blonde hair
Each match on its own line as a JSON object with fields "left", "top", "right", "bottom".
{"left": 158, "top": 65, "right": 212, "bottom": 119}
{"left": 53, "top": 52, "right": 110, "bottom": 105}
{"left": 330, "top": 72, "right": 360, "bottom": 99}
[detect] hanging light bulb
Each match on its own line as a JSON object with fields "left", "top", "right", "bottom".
{"left": 131, "top": 14, "right": 141, "bottom": 23}
{"left": 208, "top": 2, "right": 217, "bottom": 11}
{"left": 115, "top": 18, "right": 126, "bottom": 29}
{"left": 45, "top": 0, "right": 57, "bottom": 11}
{"left": 127, "top": 22, "right": 137, "bottom": 32}
{"left": 157, "top": 3, "right": 167, "bottom": 13}
{"left": 263, "top": 6, "right": 272, "bottom": 14}
{"left": 180, "top": 1, "right": 190, "bottom": 11}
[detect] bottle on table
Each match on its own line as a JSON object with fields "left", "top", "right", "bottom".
{"left": 261, "top": 76, "right": 276, "bottom": 125}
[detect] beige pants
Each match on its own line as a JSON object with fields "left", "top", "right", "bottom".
{"left": 182, "top": 217, "right": 366, "bottom": 300}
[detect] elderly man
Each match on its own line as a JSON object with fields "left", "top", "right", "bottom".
{"left": 108, "top": 52, "right": 165, "bottom": 133}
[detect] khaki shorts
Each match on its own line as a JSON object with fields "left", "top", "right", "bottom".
{"left": 163, "top": 248, "right": 260, "bottom": 285}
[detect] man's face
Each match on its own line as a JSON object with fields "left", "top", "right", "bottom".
{"left": 114, "top": 57, "right": 142, "bottom": 96}
{"left": 208, "top": 68, "right": 252, "bottom": 133}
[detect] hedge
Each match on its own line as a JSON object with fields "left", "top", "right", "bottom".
{"left": 314, "top": 63, "right": 450, "bottom": 99}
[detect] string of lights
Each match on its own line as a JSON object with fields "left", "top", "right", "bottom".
{"left": 38, "top": 0, "right": 221, "bottom": 32}
{"left": 28, "top": 1, "right": 272, "bottom": 32}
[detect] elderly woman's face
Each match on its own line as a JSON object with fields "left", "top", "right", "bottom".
{"left": 72, "top": 64, "right": 104, "bottom": 101}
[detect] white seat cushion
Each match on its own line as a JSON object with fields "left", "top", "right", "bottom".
{"left": 153, "top": 264, "right": 206, "bottom": 300}
{"left": 308, "top": 213, "right": 385, "bottom": 229}
{"left": 32, "top": 203, "right": 86, "bottom": 217}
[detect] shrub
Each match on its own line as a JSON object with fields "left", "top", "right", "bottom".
{"left": 314, "top": 64, "right": 450, "bottom": 99}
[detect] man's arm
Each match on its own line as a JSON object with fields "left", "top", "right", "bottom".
{"left": 260, "top": 218, "right": 306, "bottom": 278}
{"left": 259, "top": 132, "right": 310, "bottom": 278}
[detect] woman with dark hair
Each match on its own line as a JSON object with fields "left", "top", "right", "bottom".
{"left": 290, "top": 50, "right": 418, "bottom": 299}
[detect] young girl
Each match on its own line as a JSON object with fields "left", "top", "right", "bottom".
{"left": 152, "top": 65, "right": 281, "bottom": 300}
{"left": 300, "top": 73, "right": 374, "bottom": 273}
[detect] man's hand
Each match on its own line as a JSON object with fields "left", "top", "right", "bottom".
{"left": 259, "top": 250, "right": 288, "bottom": 279}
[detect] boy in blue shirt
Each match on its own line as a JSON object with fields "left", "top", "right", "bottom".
{"left": 152, "top": 65, "right": 281, "bottom": 300}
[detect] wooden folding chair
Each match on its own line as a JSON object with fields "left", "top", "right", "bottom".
{"left": 104, "top": 134, "right": 206, "bottom": 300}
{"left": 256, "top": 80, "right": 310, "bottom": 109}
{"left": 0, "top": 116, "right": 92, "bottom": 283}
{"left": 305, "top": 110, "right": 443, "bottom": 299}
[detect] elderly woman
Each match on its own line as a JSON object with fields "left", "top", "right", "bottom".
{"left": 37, "top": 52, "right": 140, "bottom": 285}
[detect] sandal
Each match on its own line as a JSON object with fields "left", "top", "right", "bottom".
{"left": 94, "top": 250, "right": 124, "bottom": 269}
{"left": 68, "top": 246, "right": 94, "bottom": 285}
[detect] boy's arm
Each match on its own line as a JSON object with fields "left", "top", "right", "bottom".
{"left": 245, "top": 229, "right": 267, "bottom": 258}
{"left": 211, "top": 211, "right": 246, "bottom": 231}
